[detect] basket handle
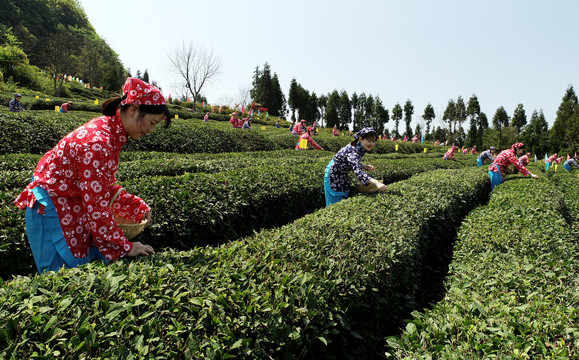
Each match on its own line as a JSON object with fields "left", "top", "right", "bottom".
{"left": 108, "top": 187, "right": 125, "bottom": 208}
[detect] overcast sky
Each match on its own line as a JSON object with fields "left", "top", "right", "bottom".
{"left": 77, "top": 0, "right": 578, "bottom": 130}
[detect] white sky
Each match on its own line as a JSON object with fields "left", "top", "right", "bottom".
{"left": 77, "top": 0, "right": 578, "bottom": 129}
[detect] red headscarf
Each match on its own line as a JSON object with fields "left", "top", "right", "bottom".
{"left": 511, "top": 142, "right": 524, "bottom": 150}
{"left": 121, "top": 78, "right": 166, "bottom": 106}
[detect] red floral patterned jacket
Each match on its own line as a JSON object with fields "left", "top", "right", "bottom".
{"left": 489, "top": 148, "right": 530, "bottom": 180}
{"left": 14, "top": 114, "right": 150, "bottom": 260}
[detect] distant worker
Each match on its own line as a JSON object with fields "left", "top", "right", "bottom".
{"left": 563, "top": 156, "right": 579, "bottom": 172}
{"left": 230, "top": 112, "right": 240, "bottom": 128}
{"left": 9, "top": 93, "right": 23, "bottom": 112}
{"left": 489, "top": 142, "right": 539, "bottom": 190}
{"left": 443, "top": 145, "right": 459, "bottom": 162}
{"left": 203, "top": 112, "right": 209, "bottom": 122}
{"left": 241, "top": 117, "right": 252, "bottom": 129}
{"left": 295, "top": 127, "right": 323, "bottom": 150}
{"left": 332, "top": 125, "right": 340, "bottom": 137}
{"left": 546, "top": 153, "right": 557, "bottom": 170}
{"left": 477, "top": 146, "right": 496, "bottom": 167}
{"left": 471, "top": 146, "right": 477, "bottom": 155}
{"left": 59, "top": 101, "right": 73, "bottom": 113}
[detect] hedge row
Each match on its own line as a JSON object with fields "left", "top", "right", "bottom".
{"left": 0, "top": 167, "right": 489, "bottom": 359}
{"left": 0, "top": 152, "right": 472, "bottom": 279}
{"left": 0, "top": 110, "right": 433, "bottom": 155}
{"left": 386, "top": 174, "right": 579, "bottom": 358}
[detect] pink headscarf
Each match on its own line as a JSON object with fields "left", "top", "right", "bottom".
{"left": 121, "top": 78, "right": 166, "bottom": 106}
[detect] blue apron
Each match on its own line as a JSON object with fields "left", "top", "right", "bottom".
{"left": 324, "top": 160, "right": 349, "bottom": 206}
{"left": 477, "top": 158, "right": 483, "bottom": 167}
{"left": 25, "top": 185, "right": 108, "bottom": 274}
{"left": 489, "top": 165, "right": 503, "bottom": 190}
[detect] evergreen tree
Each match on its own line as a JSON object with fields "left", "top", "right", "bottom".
{"left": 442, "top": 99, "right": 456, "bottom": 143}
{"left": 270, "top": 74, "right": 286, "bottom": 117}
{"left": 373, "top": 96, "right": 389, "bottom": 136}
{"left": 338, "top": 90, "right": 352, "bottom": 129}
{"left": 466, "top": 95, "right": 481, "bottom": 147}
{"left": 511, "top": 103, "right": 527, "bottom": 135}
{"left": 363, "top": 95, "right": 374, "bottom": 128}
{"left": 288, "top": 78, "right": 299, "bottom": 122}
{"left": 492, "top": 106, "right": 510, "bottom": 149}
{"left": 422, "top": 103, "right": 435, "bottom": 140}
{"left": 392, "top": 103, "right": 403, "bottom": 137}
{"left": 354, "top": 93, "right": 367, "bottom": 131}
{"left": 520, "top": 109, "right": 549, "bottom": 156}
{"left": 403, "top": 100, "right": 414, "bottom": 138}
{"left": 550, "top": 85, "right": 578, "bottom": 152}
{"left": 455, "top": 96, "right": 467, "bottom": 139}
{"left": 478, "top": 112, "right": 489, "bottom": 149}
{"left": 325, "top": 90, "right": 340, "bottom": 128}
{"left": 317, "top": 94, "right": 328, "bottom": 127}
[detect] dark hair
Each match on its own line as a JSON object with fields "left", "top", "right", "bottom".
{"left": 350, "top": 132, "right": 377, "bottom": 146}
{"left": 100, "top": 95, "right": 171, "bottom": 128}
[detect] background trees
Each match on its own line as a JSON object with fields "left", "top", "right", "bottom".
{"left": 250, "top": 62, "right": 286, "bottom": 117}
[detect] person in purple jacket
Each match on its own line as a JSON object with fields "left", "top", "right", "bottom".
{"left": 324, "top": 127, "right": 386, "bottom": 206}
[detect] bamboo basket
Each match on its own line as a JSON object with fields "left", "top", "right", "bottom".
{"left": 356, "top": 171, "right": 384, "bottom": 193}
{"left": 109, "top": 188, "right": 148, "bottom": 239}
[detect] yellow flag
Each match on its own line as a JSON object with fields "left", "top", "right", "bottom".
{"left": 395, "top": 144, "right": 399, "bottom": 151}
{"left": 55, "top": 106, "right": 60, "bottom": 112}
{"left": 299, "top": 138, "right": 308, "bottom": 149}
{"left": 94, "top": 99, "right": 99, "bottom": 105}
{"left": 424, "top": 148, "right": 427, "bottom": 153}
{"left": 45, "top": 98, "right": 51, "bottom": 101}
{"left": 555, "top": 164, "right": 558, "bottom": 172}
{"left": 35, "top": 95, "right": 39, "bottom": 99}
{"left": 175, "top": 114, "right": 179, "bottom": 119}
{"left": 261, "top": 126, "right": 265, "bottom": 130}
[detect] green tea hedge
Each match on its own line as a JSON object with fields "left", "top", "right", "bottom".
{"left": 0, "top": 152, "right": 471, "bottom": 279}
{"left": 0, "top": 111, "right": 434, "bottom": 155}
{"left": 0, "top": 167, "right": 489, "bottom": 359}
{"left": 387, "top": 176, "right": 579, "bottom": 358}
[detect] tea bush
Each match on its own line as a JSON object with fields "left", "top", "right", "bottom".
{"left": 386, "top": 175, "right": 579, "bottom": 358}
{"left": 0, "top": 151, "right": 472, "bottom": 279}
{"left": 0, "top": 167, "right": 489, "bottom": 359}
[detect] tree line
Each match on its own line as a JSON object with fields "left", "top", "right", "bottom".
{"left": 250, "top": 62, "right": 577, "bottom": 154}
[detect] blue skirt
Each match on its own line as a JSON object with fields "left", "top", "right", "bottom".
{"left": 563, "top": 163, "right": 571, "bottom": 172}
{"left": 324, "top": 160, "right": 349, "bottom": 206}
{"left": 477, "top": 158, "right": 483, "bottom": 167}
{"left": 25, "top": 186, "right": 108, "bottom": 274}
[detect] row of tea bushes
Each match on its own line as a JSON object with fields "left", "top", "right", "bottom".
{"left": 0, "top": 111, "right": 431, "bottom": 155}
{"left": 386, "top": 175, "right": 579, "bottom": 358}
{"left": 0, "top": 152, "right": 471, "bottom": 279}
{"left": 0, "top": 150, "right": 469, "bottom": 192}
{"left": 0, "top": 167, "right": 490, "bottom": 359}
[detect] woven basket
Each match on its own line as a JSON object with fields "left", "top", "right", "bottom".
{"left": 356, "top": 171, "right": 384, "bottom": 193}
{"left": 109, "top": 188, "right": 148, "bottom": 239}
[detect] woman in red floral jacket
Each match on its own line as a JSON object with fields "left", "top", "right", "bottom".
{"left": 488, "top": 142, "right": 539, "bottom": 190}
{"left": 14, "top": 78, "right": 170, "bottom": 274}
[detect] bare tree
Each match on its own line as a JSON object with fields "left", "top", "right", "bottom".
{"left": 235, "top": 85, "right": 252, "bottom": 110}
{"left": 168, "top": 42, "right": 223, "bottom": 109}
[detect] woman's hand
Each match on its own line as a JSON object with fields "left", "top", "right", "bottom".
{"left": 362, "top": 164, "right": 375, "bottom": 171}
{"left": 531, "top": 173, "right": 539, "bottom": 179}
{"left": 369, "top": 178, "right": 387, "bottom": 192}
{"left": 127, "top": 242, "right": 155, "bottom": 257}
